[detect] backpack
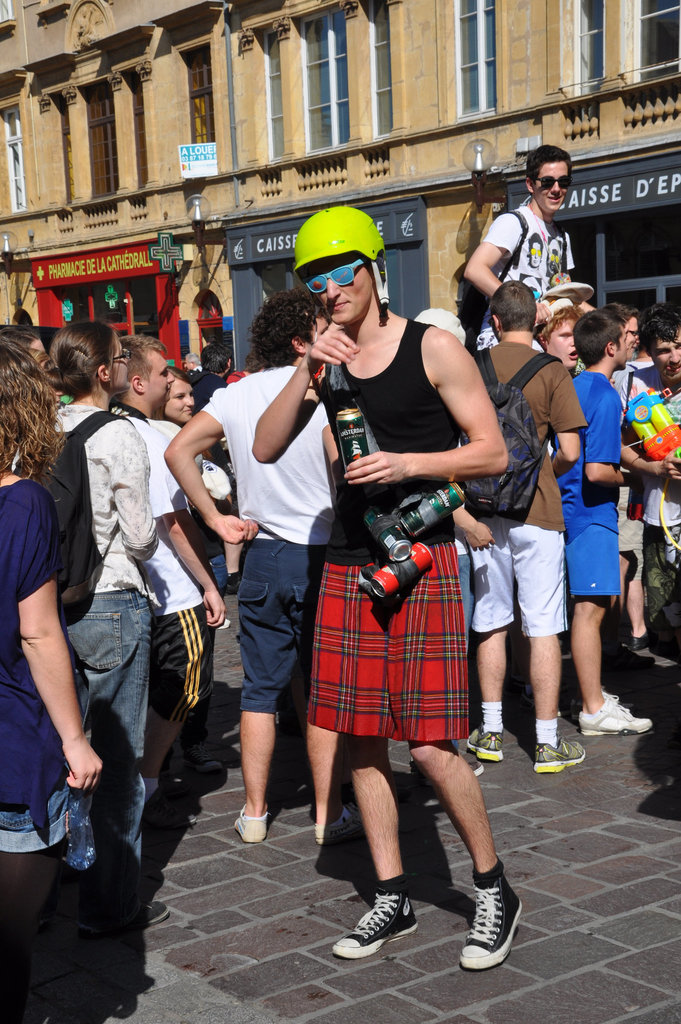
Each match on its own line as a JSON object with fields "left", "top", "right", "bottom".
{"left": 47, "top": 411, "right": 117, "bottom": 604}
{"left": 463, "top": 349, "right": 559, "bottom": 521}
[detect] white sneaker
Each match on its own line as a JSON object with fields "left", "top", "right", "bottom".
{"left": 579, "top": 696, "right": 653, "bottom": 736}
{"left": 315, "top": 803, "right": 364, "bottom": 846}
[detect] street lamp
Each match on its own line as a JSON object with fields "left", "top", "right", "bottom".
{"left": 462, "top": 139, "right": 496, "bottom": 213}
{"left": 186, "top": 194, "right": 211, "bottom": 257}
{"left": 0, "top": 230, "right": 17, "bottom": 325}
{"left": 1, "top": 230, "right": 17, "bottom": 277}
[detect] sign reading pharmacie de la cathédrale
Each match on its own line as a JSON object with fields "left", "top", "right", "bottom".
{"left": 508, "top": 151, "right": 681, "bottom": 221}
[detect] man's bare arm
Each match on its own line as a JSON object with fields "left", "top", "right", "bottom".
{"left": 344, "top": 328, "right": 507, "bottom": 487}
{"left": 552, "top": 429, "right": 581, "bottom": 476}
{"left": 165, "top": 411, "right": 258, "bottom": 544}
{"left": 585, "top": 462, "right": 624, "bottom": 487}
{"left": 463, "top": 241, "right": 507, "bottom": 299}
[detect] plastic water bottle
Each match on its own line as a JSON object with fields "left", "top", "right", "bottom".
{"left": 65, "top": 789, "right": 96, "bottom": 870}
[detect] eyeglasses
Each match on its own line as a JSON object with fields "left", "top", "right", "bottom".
{"left": 303, "top": 258, "right": 365, "bottom": 294}
{"left": 112, "top": 348, "right": 131, "bottom": 362}
{"left": 535, "top": 175, "right": 572, "bottom": 191}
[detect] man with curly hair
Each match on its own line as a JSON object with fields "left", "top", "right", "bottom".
{"left": 166, "top": 289, "right": 362, "bottom": 847}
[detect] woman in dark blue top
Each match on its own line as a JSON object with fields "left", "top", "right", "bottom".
{"left": 0, "top": 337, "right": 101, "bottom": 1024}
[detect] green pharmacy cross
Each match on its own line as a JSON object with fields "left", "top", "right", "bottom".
{"left": 148, "top": 231, "right": 184, "bottom": 274}
{"left": 105, "top": 285, "right": 119, "bottom": 309}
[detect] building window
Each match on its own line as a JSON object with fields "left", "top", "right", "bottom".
{"left": 371, "top": 0, "right": 392, "bottom": 137}
{"left": 456, "top": 0, "right": 496, "bottom": 116}
{"left": 579, "top": 0, "right": 604, "bottom": 85}
{"left": 303, "top": 11, "right": 349, "bottom": 151}
{"left": 0, "top": 2, "right": 13, "bottom": 22}
{"left": 265, "top": 31, "right": 284, "bottom": 160}
{"left": 87, "top": 83, "right": 119, "bottom": 196}
{"left": 130, "top": 73, "right": 148, "bottom": 187}
{"left": 187, "top": 47, "right": 215, "bottom": 144}
{"left": 640, "top": 0, "right": 680, "bottom": 78}
{"left": 4, "top": 107, "right": 26, "bottom": 212}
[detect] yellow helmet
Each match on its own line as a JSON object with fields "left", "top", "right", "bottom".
{"left": 294, "top": 206, "right": 384, "bottom": 274}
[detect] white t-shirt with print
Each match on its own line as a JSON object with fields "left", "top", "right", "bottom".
{"left": 477, "top": 206, "right": 574, "bottom": 349}
{"left": 130, "top": 417, "right": 203, "bottom": 616}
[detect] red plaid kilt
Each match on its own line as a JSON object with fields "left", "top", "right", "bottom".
{"left": 309, "top": 543, "right": 468, "bottom": 741}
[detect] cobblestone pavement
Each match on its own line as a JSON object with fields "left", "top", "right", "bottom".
{"left": 27, "top": 596, "right": 681, "bottom": 1023}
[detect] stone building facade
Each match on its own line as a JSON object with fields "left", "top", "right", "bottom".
{"left": 0, "top": 1, "right": 679, "bottom": 363}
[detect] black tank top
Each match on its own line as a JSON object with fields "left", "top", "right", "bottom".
{"left": 323, "top": 319, "right": 460, "bottom": 565}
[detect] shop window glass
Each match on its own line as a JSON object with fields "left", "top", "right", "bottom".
{"left": 303, "top": 11, "right": 349, "bottom": 151}
{"left": 261, "top": 260, "right": 291, "bottom": 300}
{"left": 4, "top": 106, "right": 26, "bottom": 212}
{"left": 60, "top": 286, "right": 90, "bottom": 324}
{"left": 640, "top": 0, "right": 680, "bottom": 78}
{"left": 187, "top": 47, "right": 215, "bottom": 144}
{"left": 87, "top": 83, "right": 119, "bottom": 197}
{"left": 456, "top": 0, "right": 496, "bottom": 116}
{"left": 605, "top": 287, "right": 658, "bottom": 308}
{"left": 265, "top": 32, "right": 284, "bottom": 160}
{"left": 129, "top": 278, "right": 157, "bottom": 332}
{"left": 371, "top": 0, "right": 393, "bottom": 137}
{"left": 579, "top": 0, "right": 604, "bottom": 85}
{"left": 605, "top": 214, "right": 681, "bottom": 280}
{"left": 93, "top": 279, "right": 127, "bottom": 324}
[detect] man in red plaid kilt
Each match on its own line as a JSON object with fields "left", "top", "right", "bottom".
{"left": 253, "top": 205, "right": 522, "bottom": 971}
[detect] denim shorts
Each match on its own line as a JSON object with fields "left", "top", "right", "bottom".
{"left": 238, "top": 538, "right": 326, "bottom": 713}
{"left": 0, "top": 772, "right": 69, "bottom": 853}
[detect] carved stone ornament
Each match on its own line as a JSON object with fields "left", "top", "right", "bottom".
{"left": 62, "top": 84, "right": 78, "bottom": 105}
{"left": 238, "top": 27, "right": 255, "bottom": 53}
{"left": 339, "top": 0, "right": 359, "bottom": 17}
{"left": 273, "top": 16, "right": 290, "bottom": 40}
{"left": 70, "top": 1, "right": 107, "bottom": 51}
{"left": 135, "top": 59, "right": 152, "bottom": 82}
{"left": 107, "top": 70, "right": 122, "bottom": 91}
{"left": 39, "top": 93, "right": 52, "bottom": 113}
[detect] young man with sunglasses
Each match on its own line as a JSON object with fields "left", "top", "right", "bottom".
{"left": 252, "top": 206, "right": 522, "bottom": 972}
{"left": 465, "top": 145, "right": 575, "bottom": 349}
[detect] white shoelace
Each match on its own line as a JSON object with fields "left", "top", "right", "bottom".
{"left": 467, "top": 886, "right": 502, "bottom": 945}
{"left": 353, "top": 892, "right": 400, "bottom": 937}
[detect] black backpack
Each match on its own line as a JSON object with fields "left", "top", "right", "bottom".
{"left": 463, "top": 349, "right": 559, "bottom": 521}
{"left": 47, "top": 411, "right": 117, "bottom": 604}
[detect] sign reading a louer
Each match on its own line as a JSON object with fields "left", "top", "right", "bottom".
{"left": 179, "top": 143, "right": 218, "bottom": 179}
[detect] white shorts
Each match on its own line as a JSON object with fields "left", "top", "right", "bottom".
{"left": 470, "top": 518, "right": 567, "bottom": 637}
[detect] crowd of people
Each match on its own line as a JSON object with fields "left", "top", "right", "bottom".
{"left": 2, "top": 145, "right": 680, "bottom": 1019}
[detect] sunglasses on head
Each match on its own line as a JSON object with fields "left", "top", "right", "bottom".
{"left": 535, "top": 175, "right": 572, "bottom": 190}
{"left": 112, "top": 348, "right": 132, "bottom": 362}
{"left": 303, "top": 258, "right": 365, "bottom": 294}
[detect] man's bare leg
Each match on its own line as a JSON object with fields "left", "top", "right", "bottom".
{"left": 306, "top": 723, "right": 343, "bottom": 826}
{"left": 527, "top": 633, "right": 562, "bottom": 719}
{"left": 140, "top": 709, "right": 183, "bottom": 779}
{"left": 346, "top": 734, "right": 402, "bottom": 879}
{"left": 476, "top": 627, "right": 509, "bottom": 702}
{"left": 240, "top": 710, "right": 276, "bottom": 818}
{"left": 571, "top": 598, "right": 608, "bottom": 714}
{"left": 410, "top": 741, "right": 497, "bottom": 872}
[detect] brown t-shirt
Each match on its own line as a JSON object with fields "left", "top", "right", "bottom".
{"left": 490, "top": 342, "right": 586, "bottom": 531}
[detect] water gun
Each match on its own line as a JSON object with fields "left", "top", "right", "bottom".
{"left": 625, "top": 389, "right": 681, "bottom": 461}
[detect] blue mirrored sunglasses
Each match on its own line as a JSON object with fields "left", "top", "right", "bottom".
{"left": 304, "top": 258, "right": 365, "bottom": 294}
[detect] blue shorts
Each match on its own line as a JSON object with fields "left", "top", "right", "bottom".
{"left": 565, "top": 524, "right": 620, "bottom": 597}
{"left": 238, "top": 538, "right": 326, "bottom": 714}
{"left": 0, "top": 772, "right": 69, "bottom": 853}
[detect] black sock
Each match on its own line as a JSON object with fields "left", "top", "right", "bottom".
{"left": 473, "top": 858, "right": 504, "bottom": 889}
{"left": 377, "top": 873, "right": 408, "bottom": 894}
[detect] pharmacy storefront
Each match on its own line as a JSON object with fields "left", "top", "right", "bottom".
{"left": 225, "top": 197, "right": 429, "bottom": 366}
{"left": 508, "top": 150, "right": 681, "bottom": 310}
{"left": 32, "top": 241, "right": 181, "bottom": 363}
